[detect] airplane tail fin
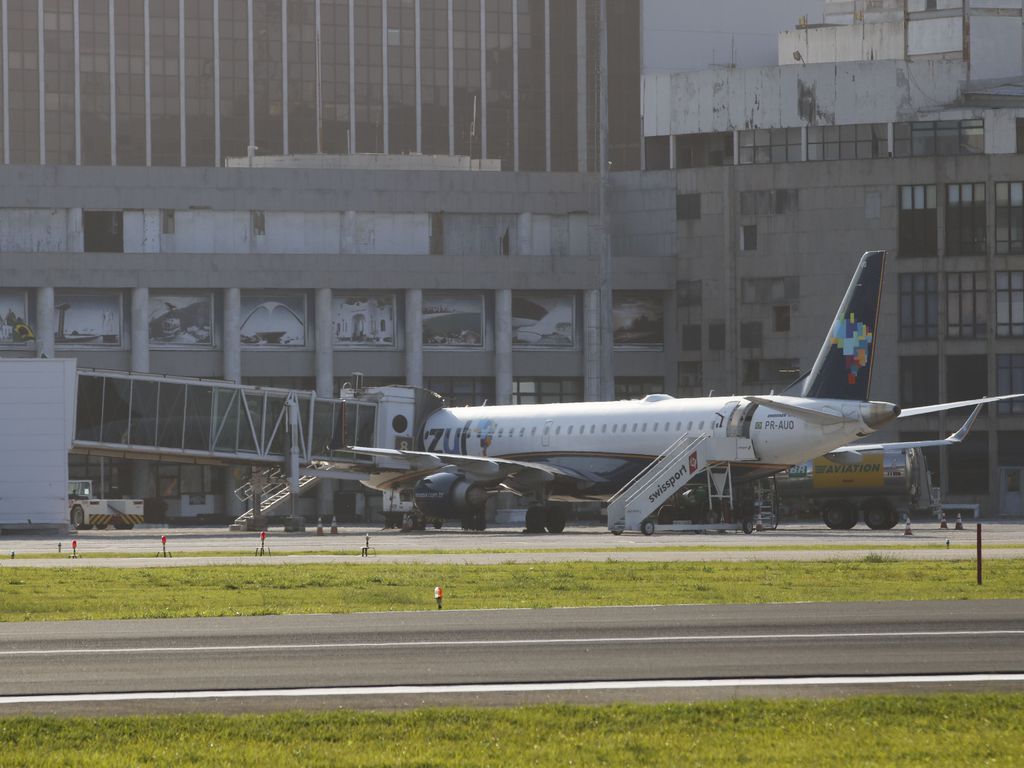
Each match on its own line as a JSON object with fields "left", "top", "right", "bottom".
{"left": 800, "top": 250, "right": 886, "bottom": 401}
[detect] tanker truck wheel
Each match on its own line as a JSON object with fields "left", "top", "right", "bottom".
{"left": 864, "top": 502, "right": 896, "bottom": 530}
{"left": 823, "top": 504, "right": 856, "bottom": 530}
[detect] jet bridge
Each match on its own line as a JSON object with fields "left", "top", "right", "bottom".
{"left": 71, "top": 369, "right": 441, "bottom": 527}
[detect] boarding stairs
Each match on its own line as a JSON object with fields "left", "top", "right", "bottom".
{"left": 231, "top": 461, "right": 332, "bottom": 528}
{"left": 605, "top": 434, "right": 711, "bottom": 533}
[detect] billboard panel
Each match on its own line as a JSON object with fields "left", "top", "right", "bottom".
{"left": 423, "top": 293, "right": 483, "bottom": 347}
{"left": 240, "top": 293, "right": 307, "bottom": 347}
{"left": 614, "top": 292, "right": 664, "bottom": 348}
{"left": 149, "top": 292, "right": 214, "bottom": 347}
{"left": 332, "top": 293, "right": 396, "bottom": 347}
{"left": 54, "top": 291, "right": 122, "bottom": 347}
{"left": 512, "top": 292, "right": 575, "bottom": 348}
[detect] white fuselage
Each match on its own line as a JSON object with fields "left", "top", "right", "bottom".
{"left": 420, "top": 395, "right": 879, "bottom": 470}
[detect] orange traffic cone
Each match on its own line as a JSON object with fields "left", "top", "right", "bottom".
{"left": 903, "top": 518, "right": 913, "bottom": 536}
{"left": 939, "top": 511, "right": 948, "bottom": 529}
{"left": 316, "top": 517, "right": 324, "bottom": 536}
{"left": 955, "top": 512, "right": 964, "bottom": 531}
{"left": 330, "top": 516, "right": 338, "bottom": 535}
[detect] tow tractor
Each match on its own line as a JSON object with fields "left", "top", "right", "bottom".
{"left": 68, "top": 480, "right": 144, "bottom": 530}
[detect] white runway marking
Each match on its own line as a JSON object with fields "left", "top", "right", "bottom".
{"left": 1, "top": 629, "right": 1022, "bottom": 656}
{"left": 1, "top": 674, "right": 1023, "bottom": 705}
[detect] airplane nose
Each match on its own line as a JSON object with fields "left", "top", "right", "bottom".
{"left": 860, "top": 401, "right": 901, "bottom": 429}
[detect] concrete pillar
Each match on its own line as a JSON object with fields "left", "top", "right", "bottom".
{"left": 314, "top": 287, "right": 333, "bottom": 397}
{"left": 405, "top": 288, "right": 423, "bottom": 388}
{"left": 35, "top": 287, "right": 54, "bottom": 359}
{"left": 495, "top": 288, "right": 512, "bottom": 404}
{"left": 314, "top": 286, "right": 335, "bottom": 522}
{"left": 223, "top": 287, "right": 241, "bottom": 383}
{"left": 130, "top": 287, "right": 150, "bottom": 373}
{"left": 583, "top": 288, "right": 600, "bottom": 401}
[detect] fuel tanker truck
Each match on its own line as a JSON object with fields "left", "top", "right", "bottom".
{"left": 773, "top": 447, "right": 937, "bottom": 530}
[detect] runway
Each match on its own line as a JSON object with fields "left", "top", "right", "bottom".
{"left": 1, "top": 600, "right": 1021, "bottom": 715}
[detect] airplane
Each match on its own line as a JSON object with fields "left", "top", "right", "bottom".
{"left": 341, "top": 250, "right": 1021, "bottom": 533}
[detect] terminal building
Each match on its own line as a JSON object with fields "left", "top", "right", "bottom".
{"left": 0, "top": 0, "right": 1021, "bottom": 521}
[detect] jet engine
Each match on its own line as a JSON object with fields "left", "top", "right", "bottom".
{"left": 414, "top": 471, "right": 489, "bottom": 530}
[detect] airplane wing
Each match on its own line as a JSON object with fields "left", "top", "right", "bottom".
{"left": 342, "top": 445, "right": 577, "bottom": 486}
{"left": 831, "top": 404, "right": 982, "bottom": 454}
{"left": 898, "top": 393, "right": 1024, "bottom": 418}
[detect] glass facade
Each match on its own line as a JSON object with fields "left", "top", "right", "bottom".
{"left": 0, "top": 1, "right": 639, "bottom": 170}
{"left": 150, "top": 0, "right": 181, "bottom": 166}
{"left": 43, "top": 0, "right": 75, "bottom": 165}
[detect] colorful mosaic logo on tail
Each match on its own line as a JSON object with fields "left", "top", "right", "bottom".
{"left": 831, "top": 313, "right": 873, "bottom": 385}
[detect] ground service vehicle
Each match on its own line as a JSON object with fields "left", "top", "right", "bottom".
{"left": 68, "top": 480, "right": 144, "bottom": 530}
{"left": 773, "top": 447, "right": 936, "bottom": 530}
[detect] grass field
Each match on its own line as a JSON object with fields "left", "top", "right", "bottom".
{"left": 1, "top": 558, "right": 1021, "bottom": 622}
{"left": 1, "top": 695, "right": 1022, "bottom": 766}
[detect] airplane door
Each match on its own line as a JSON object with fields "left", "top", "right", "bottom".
{"left": 713, "top": 402, "right": 740, "bottom": 439}
{"left": 542, "top": 419, "right": 553, "bottom": 448}
{"left": 1001, "top": 467, "right": 1023, "bottom": 517}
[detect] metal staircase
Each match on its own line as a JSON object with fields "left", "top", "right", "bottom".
{"left": 605, "top": 434, "right": 710, "bottom": 533}
{"left": 231, "top": 461, "right": 331, "bottom": 528}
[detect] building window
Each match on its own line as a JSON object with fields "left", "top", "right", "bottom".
{"left": 947, "top": 432, "right": 989, "bottom": 495}
{"left": 82, "top": 211, "right": 124, "bottom": 253}
{"left": 512, "top": 378, "right": 582, "bottom": 405}
{"left": 680, "top": 324, "right": 701, "bottom": 351}
{"left": 677, "top": 361, "right": 702, "bottom": 396}
{"left": 893, "top": 120, "right": 984, "bottom": 157}
{"left": 996, "top": 271, "right": 1024, "bottom": 337}
{"left": 900, "top": 356, "right": 938, "bottom": 408}
{"left": 995, "top": 182, "right": 1024, "bottom": 255}
{"left": 899, "top": 273, "right": 938, "bottom": 340}
{"left": 740, "top": 321, "right": 762, "bottom": 348}
{"left": 947, "top": 355, "right": 987, "bottom": 402}
{"left": 644, "top": 136, "right": 671, "bottom": 170}
{"left": 429, "top": 212, "right": 445, "bottom": 255}
{"left": 743, "top": 358, "right": 799, "bottom": 387}
{"left": 741, "top": 224, "right": 757, "bottom": 251}
{"left": 740, "top": 189, "right": 798, "bottom": 215}
{"left": 738, "top": 128, "right": 801, "bottom": 165}
{"left": 423, "top": 377, "right": 495, "bottom": 408}
{"left": 741, "top": 276, "right": 799, "bottom": 303}
{"left": 161, "top": 210, "right": 176, "bottom": 235}
{"left": 252, "top": 211, "right": 266, "bottom": 237}
{"left": 615, "top": 378, "right": 665, "bottom": 400}
{"left": 946, "top": 272, "right": 988, "bottom": 339}
{"left": 997, "top": 355, "right": 1024, "bottom": 415}
{"left": 946, "top": 183, "right": 986, "bottom": 256}
{"left": 807, "top": 123, "right": 886, "bottom": 161}
{"left": 708, "top": 322, "right": 725, "bottom": 351}
{"left": 773, "top": 305, "right": 791, "bottom": 332}
{"left": 676, "top": 193, "right": 701, "bottom": 221}
{"left": 675, "top": 132, "right": 733, "bottom": 168}
{"left": 899, "top": 185, "right": 937, "bottom": 258}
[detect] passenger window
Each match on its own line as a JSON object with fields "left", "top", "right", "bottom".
{"left": 652, "top": 423, "right": 658, "bottom": 432}
{"left": 612, "top": 425, "right": 618, "bottom": 433}
{"left": 600, "top": 425, "right": 606, "bottom": 433}
{"left": 520, "top": 428, "right": 525, "bottom": 437}
{"left": 632, "top": 424, "right": 638, "bottom": 433}
{"left": 555, "top": 426, "right": 561, "bottom": 435}
{"left": 567, "top": 426, "right": 573, "bottom": 435}
{"left": 497, "top": 429, "right": 503, "bottom": 438}
{"left": 699, "top": 421, "right": 704, "bottom": 430}
{"left": 590, "top": 425, "right": 595, "bottom": 434}
{"left": 687, "top": 421, "right": 693, "bottom": 430}
{"left": 531, "top": 427, "right": 537, "bottom": 436}
{"left": 642, "top": 423, "right": 647, "bottom": 432}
